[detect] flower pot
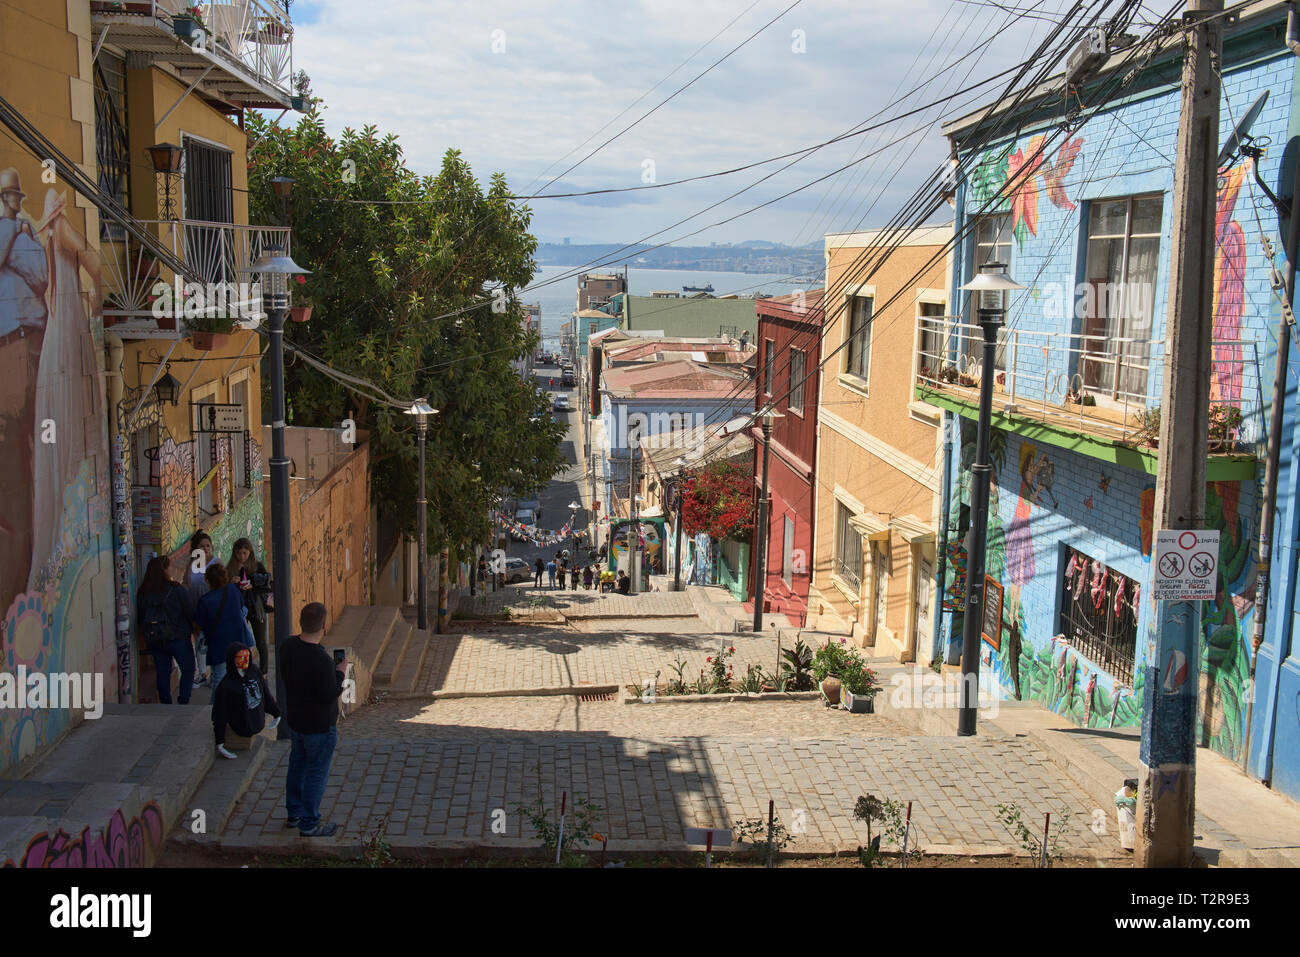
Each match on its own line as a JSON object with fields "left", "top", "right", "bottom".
{"left": 190, "top": 331, "right": 229, "bottom": 351}
{"left": 154, "top": 314, "right": 178, "bottom": 332}
{"left": 819, "top": 676, "right": 842, "bottom": 706}
{"left": 291, "top": 95, "right": 308, "bottom": 112}
{"left": 842, "top": 689, "right": 874, "bottom": 714}
{"left": 173, "top": 15, "right": 199, "bottom": 39}
{"left": 289, "top": 305, "right": 313, "bottom": 323}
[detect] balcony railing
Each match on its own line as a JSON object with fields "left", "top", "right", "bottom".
{"left": 91, "top": 1, "right": 295, "bottom": 107}
{"left": 915, "top": 317, "right": 1261, "bottom": 453}
{"left": 101, "top": 219, "right": 291, "bottom": 328}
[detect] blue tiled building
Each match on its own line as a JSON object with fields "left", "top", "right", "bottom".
{"left": 925, "top": 3, "right": 1300, "bottom": 798}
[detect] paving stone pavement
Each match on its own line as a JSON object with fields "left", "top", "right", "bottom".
{"left": 416, "top": 618, "right": 787, "bottom": 696}
{"left": 211, "top": 717, "right": 1114, "bottom": 855}
{"left": 457, "top": 586, "right": 699, "bottom": 619}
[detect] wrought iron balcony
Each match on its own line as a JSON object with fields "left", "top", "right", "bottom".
{"left": 101, "top": 218, "right": 291, "bottom": 335}
{"left": 914, "top": 316, "right": 1261, "bottom": 462}
{"left": 91, "top": 1, "right": 296, "bottom": 109}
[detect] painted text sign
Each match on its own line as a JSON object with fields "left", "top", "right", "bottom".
{"left": 1152, "top": 529, "right": 1220, "bottom": 601}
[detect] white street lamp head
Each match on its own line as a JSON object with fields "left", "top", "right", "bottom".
{"left": 960, "top": 260, "right": 1022, "bottom": 314}
{"left": 405, "top": 399, "right": 437, "bottom": 418}
{"left": 247, "top": 246, "right": 309, "bottom": 301}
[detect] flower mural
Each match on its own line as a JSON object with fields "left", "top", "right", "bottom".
{"left": 1212, "top": 162, "right": 1247, "bottom": 408}
{"left": 968, "top": 135, "right": 1085, "bottom": 247}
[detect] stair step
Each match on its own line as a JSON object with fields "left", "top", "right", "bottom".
{"left": 373, "top": 622, "right": 414, "bottom": 686}
{"left": 334, "top": 605, "right": 404, "bottom": 675}
{"left": 376, "top": 631, "right": 432, "bottom": 694}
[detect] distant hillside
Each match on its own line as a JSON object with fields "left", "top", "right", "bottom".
{"left": 535, "top": 241, "right": 823, "bottom": 275}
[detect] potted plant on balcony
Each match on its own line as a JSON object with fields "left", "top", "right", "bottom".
{"left": 290, "top": 70, "right": 313, "bottom": 112}
{"left": 172, "top": 5, "right": 206, "bottom": 40}
{"left": 1131, "top": 405, "right": 1161, "bottom": 448}
{"left": 1208, "top": 404, "right": 1243, "bottom": 453}
{"left": 186, "top": 312, "right": 236, "bottom": 351}
{"left": 289, "top": 274, "right": 313, "bottom": 323}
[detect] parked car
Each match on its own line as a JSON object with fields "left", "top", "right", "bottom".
{"left": 516, "top": 495, "right": 541, "bottom": 518}
{"left": 510, "top": 508, "right": 537, "bottom": 541}
{"left": 502, "top": 557, "right": 532, "bottom": 584}
{"left": 562, "top": 371, "right": 575, "bottom": 387}
{"left": 553, "top": 394, "right": 570, "bottom": 412}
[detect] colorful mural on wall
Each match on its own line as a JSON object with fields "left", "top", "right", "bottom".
{"left": 0, "top": 170, "right": 115, "bottom": 773}
{"left": 4, "top": 801, "right": 164, "bottom": 868}
{"left": 967, "top": 135, "right": 1084, "bottom": 246}
{"left": 1213, "top": 163, "right": 1247, "bottom": 408}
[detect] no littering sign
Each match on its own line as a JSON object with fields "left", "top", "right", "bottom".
{"left": 1152, "top": 529, "right": 1220, "bottom": 601}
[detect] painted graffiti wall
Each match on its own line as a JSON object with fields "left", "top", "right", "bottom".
{"left": 0, "top": 2, "right": 118, "bottom": 774}
{"left": 271, "top": 442, "right": 371, "bottom": 631}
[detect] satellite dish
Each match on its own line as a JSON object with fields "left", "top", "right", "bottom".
{"left": 1279, "top": 135, "right": 1298, "bottom": 240}
{"left": 1217, "top": 90, "right": 1269, "bottom": 169}
{"left": 720, "top": 415, "right": 751, "bottom": 437}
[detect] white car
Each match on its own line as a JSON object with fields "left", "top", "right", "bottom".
{"left": 553, "top": 394, "right": 570, "bottom": 412}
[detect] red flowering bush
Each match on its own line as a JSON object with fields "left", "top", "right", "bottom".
{"left": 680, "top": 461, "right": 754, "bottom": 541}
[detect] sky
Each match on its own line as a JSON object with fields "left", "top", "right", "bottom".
{"left": 286, "top": 0, "right": 1151, "bottom": 247}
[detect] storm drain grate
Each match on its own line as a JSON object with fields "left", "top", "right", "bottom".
{"left": 578, "top": 691, "right": 615, "bottom": 702}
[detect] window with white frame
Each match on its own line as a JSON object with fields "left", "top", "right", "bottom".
{"left": 834, "top": 502, "right": 863, "bottom": 591}
{"left": 1081, "top": 194, "right": 1163, "bottom": 400}
{"left": 917, "top": 300, "right": 946, "bottom": 377}
{"left": 763, "top": 339, "right": 775, "bottom": 396}
{"left": 229, "top": 376, "right": 251, "bottom": 495}
{"left": 967, "top": 215, "right": 1013, "bottom": 371}
{"left": 845, "top": 296, "right": 873, "bottom": 382}
{"left": 788, "top": 347, "right": 805, "bottom": 413}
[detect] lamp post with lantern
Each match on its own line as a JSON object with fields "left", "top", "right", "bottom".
{"left": 955, "top": 260, "right": 1022, "bottom": 736}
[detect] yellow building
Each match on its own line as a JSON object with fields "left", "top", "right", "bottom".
{"left": 807, "top": 225, "right": 952, "bottom": 662}
{"left": 0, "top": 0, "right": 297, "bottom": 767}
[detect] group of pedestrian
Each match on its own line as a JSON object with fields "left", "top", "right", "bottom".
{"left": 136, "top": 536, "right": 344, "bottom": 837}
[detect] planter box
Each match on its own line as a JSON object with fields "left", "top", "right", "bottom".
{"left": 622, "top": 689, "right": 821, "bottom": 705}
{"left": 189, "top": 331, "right": 229, "bottom": 351}
{"left": 841, "top": 689, "right": 875, "bottom": 713}
{"left": 289, "top": 305, "right": 312, "bottom": 323}
{"left": 173, "top": 16, "right": 199, "bottom": 40}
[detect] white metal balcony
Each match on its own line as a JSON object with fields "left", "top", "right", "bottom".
{"left": 914, "top": 316, "right": 1261, "bottom": 454}
{"left": 91, "top": 1, "right": 295, "bottom": 109}
{"left": 101, "top": 219, "right": 291, "bottom": 336}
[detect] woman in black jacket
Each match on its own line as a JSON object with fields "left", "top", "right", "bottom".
{"left": 227, "top": 537, "right": 271, "bottom": 673}
{"left": 136, "top": 555, "right": 197, "bottom": 704}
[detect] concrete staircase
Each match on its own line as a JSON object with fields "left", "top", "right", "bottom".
{"left": 0, "top": 703, "right": 214, "bottom": 867}
{"left": 329, "top": 604, "right": 431, "bottom": 700}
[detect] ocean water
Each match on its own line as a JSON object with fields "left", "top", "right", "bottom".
{"left": 524, "top": 264, "right": 819, "bottom": 346}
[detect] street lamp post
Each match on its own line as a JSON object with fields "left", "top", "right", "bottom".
{"left": 248, "top": 243, "right": 309, "bottom": 658}
{"left": 672, "top": 455, "right": 688, "bottom": 592}
{"left": 753, "top": 405, "right": 783, "bottom": 633}
{"left": 569, "top": 500, "right": 581, "bottom": 582}
{"left": 405, "top": 399, "right": 437, "bottom": 631}
{"left": 956, "top": 261, "right": 1022, "bottom": 736}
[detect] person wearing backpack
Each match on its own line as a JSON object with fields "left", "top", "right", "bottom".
{"left": 194, "top": 562, "right": 251, "bottom": 687}
{"left": 136, "top": 555, "right": 197, "bottom": 704}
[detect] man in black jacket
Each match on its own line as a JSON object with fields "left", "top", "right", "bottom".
{"left": 280, "top": 602, "right": 344, "bottom": 837}
{"left": 212, "top": 644, "right": 280, "bottom": 756}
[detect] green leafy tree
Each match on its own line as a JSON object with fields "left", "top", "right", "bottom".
{"left": 245, "top": 108, "right": 565, "bottom": 549}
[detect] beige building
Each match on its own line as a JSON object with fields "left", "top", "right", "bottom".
{"left": 807, "top": 225, "right": 952, "bottom": 662}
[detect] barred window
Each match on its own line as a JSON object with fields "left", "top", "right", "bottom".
{"left": 835, "top": 502, "right": 863, "bottom": 591}
{"left": 94, "top": 51, "right": 130, "bottom": 240}
{"left": 1058, "top": 545, "right": 1138, "bottom": 685}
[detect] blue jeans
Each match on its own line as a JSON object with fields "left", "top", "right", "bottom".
{"left": 150, "top": 638, "right": 195, "bottom": 704}
{"left": 210, "top": 661, "right": 228, "bottom": 687}
{"left": 287, "top": 726, "right": 337, "bottom": 832}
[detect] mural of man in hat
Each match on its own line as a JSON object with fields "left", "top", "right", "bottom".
{"left": 0, "top": 167, "right": 47, "bottom": 607}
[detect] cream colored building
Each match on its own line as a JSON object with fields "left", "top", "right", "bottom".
{"left": 807, "top": 225, "right": 952, "bottom": 663}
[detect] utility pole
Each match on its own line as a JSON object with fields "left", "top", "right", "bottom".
{"left": 1137, "top": 0, "right": 1222, "bottom": 868}
{"left": 628, "top": 446, "right": 640, "bottom": 593}
{"left": 753, "top": 407, "right": 782, "bottom": 632}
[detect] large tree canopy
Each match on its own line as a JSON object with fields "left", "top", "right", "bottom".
{"left": 246, "top": 108, "right": 565, "bottom": 550}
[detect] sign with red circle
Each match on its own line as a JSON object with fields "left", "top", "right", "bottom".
{"left": 1153, "top": 528, "right": 1220, "bottom": 601}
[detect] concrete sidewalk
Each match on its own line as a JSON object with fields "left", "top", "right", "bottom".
{"left": 873, "top": 658, "right": 1300, "bottom": 866}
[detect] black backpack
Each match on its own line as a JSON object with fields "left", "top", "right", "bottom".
{"left": 141, "top": 590, "right": 171, "bottom": 650}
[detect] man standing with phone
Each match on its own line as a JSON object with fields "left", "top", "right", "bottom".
{"left": 280, "top": 602, "right": 344, "bottom": 837}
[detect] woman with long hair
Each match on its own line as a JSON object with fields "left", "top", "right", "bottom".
{"left": 227, "top": 537, "right": 270, "bottom": 673}
{"left": 136, "top": 555, "right": 197, "bottom": 704}
{"left": 194, "top": 562, "right": 250, "bottom": 687}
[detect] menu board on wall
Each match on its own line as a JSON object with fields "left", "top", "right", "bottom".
{"left": 982, "top": 575, "right": 1004, "bottom": 650}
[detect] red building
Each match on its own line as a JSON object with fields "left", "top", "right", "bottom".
{"left": 748, "top": 290, "right": 824, "bottom": 625}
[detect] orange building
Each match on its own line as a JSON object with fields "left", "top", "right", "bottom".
{"left": 807, "top": 225, "right": 952, "bottom": 662}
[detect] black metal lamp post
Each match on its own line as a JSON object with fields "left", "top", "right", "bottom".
{"left": 405, "top": 399, "right": 437, "bottom": 630}
{"left": 247, "top": 242, "right": 309, "bottom": 654}
{"left": 568, "top": 500, "right": 581, "bottom": 579}
{"left": 956, "top": 260, "right": 1022, "bottom": 736}
{"left": 672, "top": 455, "right": 688, "bottom": 591}
{"left": 753, "top": 405, "right": 783, "bottom": 633}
